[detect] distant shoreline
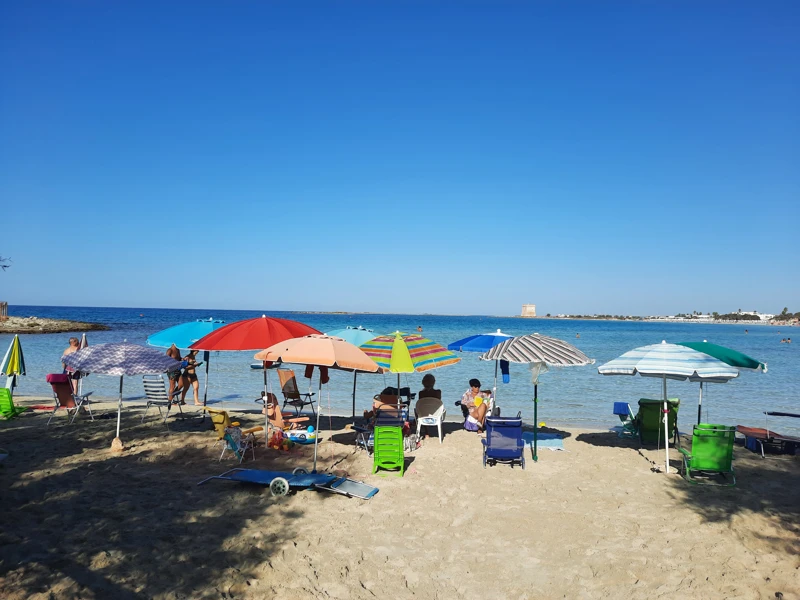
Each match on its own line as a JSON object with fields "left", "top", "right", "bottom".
{"left": 0, "top": 316, "right": 109, "bottom": 335}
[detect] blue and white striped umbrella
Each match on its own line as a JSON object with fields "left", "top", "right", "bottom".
{"left": 63, "top": 343, "right": 183, "bottom": 446}
{"left": 597, "top": 341, "right": 739, "bottom": 382}
{"left": 598, "top": 341, "right": 738, "bottom": 474}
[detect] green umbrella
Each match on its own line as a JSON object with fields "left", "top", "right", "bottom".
{"left": 678, "top": 341, "right": 767, "bottom": 425}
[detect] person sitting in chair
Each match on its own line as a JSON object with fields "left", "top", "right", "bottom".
{"left": 458, "top": 378, "right": 489, "bottom": 432}
{"left": 418, "top": 373, "right": 441, "bottom": 400}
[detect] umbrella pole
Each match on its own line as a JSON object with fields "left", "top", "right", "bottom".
{"left": 663, "top": 375, "right": 670, "bottom": 474}
{"left": 352, "top": 372, "right": 357, "bottom": 422}
{"left": 493, "top": 360, "right": 498, "bottom": 408}
{"left": 312, "top": 377, "right": 323, "bottom": 473}
{"left": 201, "top": 351, "right": 210, "bottom": 422}
{"left": 697, "top": 381, "right": 703, "bottom": 426}
{"left": 533, "top": 383, "right": 538, "bottom": 463}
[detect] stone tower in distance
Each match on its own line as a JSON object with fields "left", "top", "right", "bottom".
{"left": 521, "top": 304, "right": 536, "bottom": 318}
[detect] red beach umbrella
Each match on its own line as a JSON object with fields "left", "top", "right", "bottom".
{"left": 190, "top": 315, "right": 321, "bottom": 352}
{"left": 189, "top": 315, "right": 321, "bottom": 412}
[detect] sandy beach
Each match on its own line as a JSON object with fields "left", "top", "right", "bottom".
{"left": 1, "top": 398, "right": 798, "bottom": 600}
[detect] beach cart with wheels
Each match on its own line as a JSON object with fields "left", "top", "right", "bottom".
{"left": 197, "top": 467, "right": 379, "bottom": 499}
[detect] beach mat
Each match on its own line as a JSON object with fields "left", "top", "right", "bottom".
{"left": 522, "top": 432, "right": 564, "bottom": 451}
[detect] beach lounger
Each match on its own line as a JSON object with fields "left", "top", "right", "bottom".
{"left": 736, "top": 425, "right": 800, "bottom": 458}
{"left": 415, "top": 397, "right": 445, "bottom": 443}
{"left": 46, "top": 373, "right": 93, "bottom": 426}
{"left": 613, "top": 402, "right": 637, "bottom": 438}
{"left": 277, "top": 369, "right": 316, "bottom": 416}
{"left": 373, "top": 425, "right": 405, "bottom": 476}
{"left": 0, "top": 387, "right": 28, "bottom": 420}
{"left": 197, "top": 467, "right": 379, "bottom": 499}
{"left": 636, "top": 398, "right": 680, "bottom": 447}
{"left": 482, "top": 416, "right": 525, "bottom": 469}
{"left": 678, "top": 423, "right": 736, "bottom": 486}
{"left": 141, "top": 375, "right": 183, "bottom": 425}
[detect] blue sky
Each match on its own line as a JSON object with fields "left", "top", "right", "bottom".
{"left": 1, "top": 1, "right": 798, "bottom": 316}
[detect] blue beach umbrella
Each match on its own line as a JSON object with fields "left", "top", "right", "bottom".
{"left": 147, "top": 318, "right": 226, "bottom": 349}
{"left": 325, "top": 326, "right": 379, "bottom": 347}
{"left": 448, "top": 329, "right": 512, "bottom": 402}
{"left": 325, "top": 326, "right": 381, "bottom": 421}
{"left": 147, "top": 318, "right": 226, "bottom": 409}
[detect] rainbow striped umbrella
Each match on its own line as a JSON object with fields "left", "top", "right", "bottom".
{"left": 361, "top": 331, "right": 460, "bottom": 380}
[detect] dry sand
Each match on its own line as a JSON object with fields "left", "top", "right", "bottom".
{"left": 1, "top": 398, "right": 798, "bottom": 599}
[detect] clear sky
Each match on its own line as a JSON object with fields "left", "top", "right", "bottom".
{"left": 1, "top": 1, "right": 798, "bottom": 316}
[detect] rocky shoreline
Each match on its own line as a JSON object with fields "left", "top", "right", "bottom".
{"left": 0, "top": 316, "right": 109, "bottom": 334}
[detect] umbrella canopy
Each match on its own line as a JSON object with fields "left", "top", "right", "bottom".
{"left": 255, "top": 334, "right": 380, "bottom": 373}
{"left": 480, "top": 334, "right": 594, "bottom": 463}
{"left": 598, "top": 341, "right": 739, "bottom": 473}
{"left": 256, "top": 334, "right": 380, "bottom": 472}
{"left": 325, "top": 326, "right": 379, "bottom": 347}
{"left": 482, "top": 333, "right": 594, "bottom": 366}
{"left": 448, "top": 329, "right": 512, "bottom": 353}
{"left": 678, "top": 341, "right": 767, "bottom": 372}
{"left": 677, "top": 340, "right": 766, "bottom": 425}
{"left": 190, "top": 315, "right": 320, "bottom": 351}
{"left": 63, "top": 342, "right": 183, "bottom": 376}
{"left": 1, "top": 335, "right": 25, "bottom": 377}
{"left": 361, "top": 332, "right": 460, "bottom": 373}
{"left": 147, "top": 318, "right": 226, "bottom": 349}
{"left": 598, "top": 342, "right": 739, "bottom": 382}
{"left": 1, "top": 335, "right": 25, "bottom": 391}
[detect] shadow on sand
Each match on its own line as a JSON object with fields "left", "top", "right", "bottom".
{"left": 0, "top": 409, "right": 305, "bottom": 598}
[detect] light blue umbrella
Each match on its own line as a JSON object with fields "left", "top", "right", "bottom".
{"left": 598, "top": 341, "right": 739, "bottom": 473}
{"left": 147, "top": 318, "right": 226, "bottom": 409}
{"left": 326, "top": 326, "right": 380, "bottom": 420}
{"left": 146, "top": 318, "right": 226, "bottom": 349}
{"left": 448, "top": 329, "right": 512, "bottom": 403}
{"left": 325, "top": 326, "right": 379, "bottom": 347}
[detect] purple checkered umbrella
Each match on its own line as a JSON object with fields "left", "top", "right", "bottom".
{"left": 63, "top": 342, "right": 183, "bottom": 447}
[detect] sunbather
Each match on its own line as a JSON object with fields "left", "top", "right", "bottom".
{"left": 180, "top": 349, "right": 202, "bottom": 406}
{"left": 458, "top": 378, "right": 489, "bottom": 432}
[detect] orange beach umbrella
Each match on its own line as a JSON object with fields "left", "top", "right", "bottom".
{"left": 256, "top": 334, "right": 379, "bottom": 472}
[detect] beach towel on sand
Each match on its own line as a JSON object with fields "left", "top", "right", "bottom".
{"left": 522, "top": 432, "right": 565, "bottom": 451}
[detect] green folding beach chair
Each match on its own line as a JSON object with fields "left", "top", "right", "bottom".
{"left": 678, "top": 423, "right": 736, "bottom": 486}
{"left": 636, "top": 398, "right": 680, "bottom": 447}
{"left": 372, "top": 425, "right": 404, "bottom": 477}
{"left": 0, "top": 388, "right": 28, "bottom": 420}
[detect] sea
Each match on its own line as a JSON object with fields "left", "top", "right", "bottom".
{"left": 4, "top": 306, "right": 799, "bottom": 435}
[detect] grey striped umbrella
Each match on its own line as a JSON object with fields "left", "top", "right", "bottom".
{"left": 63, "top": 343, "right": 183, "bottom": 449}
{"left": 481, "top": 333, "right": 594, "bottom": 366}
{"left": 480, "top": 334, "right": 594, "bottom": 463}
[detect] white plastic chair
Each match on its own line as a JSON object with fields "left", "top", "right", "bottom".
{"left": 416, "top": 397, "right": 446, "bottom": 443}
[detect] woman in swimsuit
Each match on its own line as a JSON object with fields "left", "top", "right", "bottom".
{"left": 166, "top": 344, "right": 185, "bottom": 401}
{"left": 180, "top": 349, "right": 202, "bottom": 406}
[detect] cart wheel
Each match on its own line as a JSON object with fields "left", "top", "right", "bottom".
{"left": 292, "top": 467, "right": 308, "bottom": 476}
{"left": 270, "top": 477, "right": 290, "bottom": 497}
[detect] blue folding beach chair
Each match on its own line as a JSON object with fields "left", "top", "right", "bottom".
{"left": 613, "top": 402, "right": 637, "bottom": 438}
{"left": 482, "top": 416, "right": 525, "bottom": 469}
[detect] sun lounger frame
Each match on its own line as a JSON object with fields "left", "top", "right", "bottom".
{"left": 197, "top": 468, "right": 379, "bottom": 499}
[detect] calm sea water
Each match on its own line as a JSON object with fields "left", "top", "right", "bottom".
{"left": 4, "top": 306, "right": 799, "bottom": 435}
